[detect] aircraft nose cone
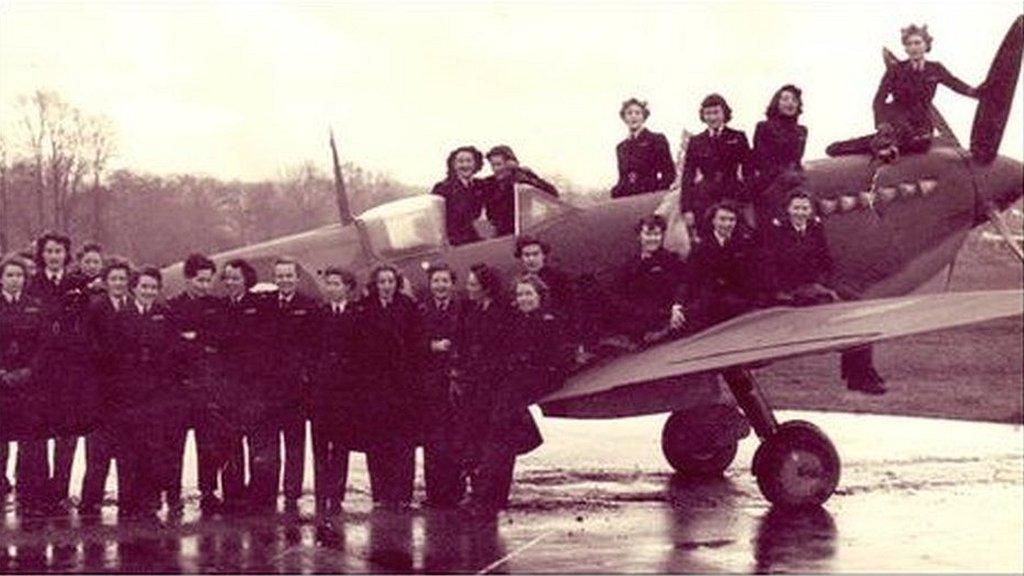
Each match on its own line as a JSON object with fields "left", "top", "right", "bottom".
{"left": 975, "top": 155, "right": 1024, "bottom": 214}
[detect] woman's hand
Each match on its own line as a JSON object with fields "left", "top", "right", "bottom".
{"left": 431, "top": 338, "right": 452, "bottom": 353}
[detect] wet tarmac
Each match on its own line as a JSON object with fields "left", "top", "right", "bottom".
{"left": 1, "top": 409, "right": 1022, "bottom": 573}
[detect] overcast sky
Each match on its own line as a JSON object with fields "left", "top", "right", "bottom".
{"left": 1, "top": 1, "right": 1021, "bottom": 192}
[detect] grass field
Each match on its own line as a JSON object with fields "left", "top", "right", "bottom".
{"left": 757, "top": 224, "right": 1023, "bottom": 424}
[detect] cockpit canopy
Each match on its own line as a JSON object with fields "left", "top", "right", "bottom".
{"left": 357, "top": 185, "right": 571, "bottom": 258}
{"left": 359, "top": 195, "right": 447, "bottom": 259}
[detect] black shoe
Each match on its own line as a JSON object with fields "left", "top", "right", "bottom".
{"left": 78, "top": 502, "right": 102, "bottom": 518}
{"left": 200, "top": 494, "right": 224, "bottom": 515}
{"left": 847, "top": 374, "right": 887, "bottom": 395}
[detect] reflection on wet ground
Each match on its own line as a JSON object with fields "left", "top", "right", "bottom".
{"left": 1, "top": 410, "right": 1021, "bottom": 573}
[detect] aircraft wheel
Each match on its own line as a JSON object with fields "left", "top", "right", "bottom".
{"left": 661, "top": 405, "right": 748, "bottom": 476}
{"left": 752, "top": 421, "right": 840, "bottom": 508}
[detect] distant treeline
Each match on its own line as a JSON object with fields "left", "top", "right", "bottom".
{"left": 0, "top": 90, "right": 598, "bottom": 267}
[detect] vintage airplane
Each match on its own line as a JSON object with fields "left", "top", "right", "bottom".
{"left": 4, "top": 17, "right": 1021, "bottom": 509}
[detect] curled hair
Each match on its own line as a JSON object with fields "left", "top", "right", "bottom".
{"left": 183, "top": 253, "right": 216, "bottom": 279}
{"left": 323, "top": 266, "right": 357, "bottom": 291}
{"left": 225, "top": 258, "right": 258, "bottom": 289}
{"left": 425, "top": 262, "right": 456, "bottom": 284}
{"left": 766, "top": 84, "right": 803, "bottom": 119}
{"left": 699, "top": 93, "right": 733, "bottom": 124}
{"left": 486, "top": 145, "right": 518, "bottom": 163}
{"left": 901, "top": 23, "right": 933, "bottom": 52}
{"left": 1, "top": 257, "right": 28, "bottom": 278}
{"left": 77, "top": 242, "right": 103, "bottom": 261}
{"left": 634, "top": 214, "right": 668, "bottom": 234}
{"left": 445, "top": 146, "right": 484, "bottom": 179}
{"left": 131, "top": 266, "right": 163, "bottom": 289}
{"left": 514, "top": 234, "right": 551, "bottom": 258}
{"left": 101, "top": 259, "right": 133, "bottom": 281}
{"left": 704, "top": 200, "right": 742, "bottom": 227}
{"left": 368, "top": 264, "right": 404, "bottom": 299}
{"left": 514, "top": 272, "right": 550, "bottom": 308}
{"left": 468, "top": 263, "right": 505, "bottom": 303}
{"left": 786, "top": 189, "right": 813, "bottom": 207}
{"left": 35, "top": 232, "right": 72, "bottom": 268}
{"left": 619, "top": 98, "right": 650, "bottom": 120}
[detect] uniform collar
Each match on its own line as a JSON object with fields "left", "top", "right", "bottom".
{"left": 2, "top": 290, "right": 21, "bottom": 304}
{"left": 279, "top": 291, "right": 295, "bottom": 304}
{"left": 713, "top": 230, "right": 731, "bottom": 246}
{"left": 434, "top": 297, "right": 452, "bottom": 311}
{"left": 331, "top": 300, "right": 347, "bottom": 313}
{"left": 135, "top": 299, "right": 151, "bottom": 315}
{"left": 46, "top": 269, "right": 64, "bottom": 284}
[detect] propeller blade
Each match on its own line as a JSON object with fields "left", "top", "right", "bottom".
{"left": 970, "top": 15, "right": 1024, "bottom": 164}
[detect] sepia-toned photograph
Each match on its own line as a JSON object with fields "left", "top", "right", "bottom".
{"left": 1, "top": 1, "right": 1022, "bottom": 573}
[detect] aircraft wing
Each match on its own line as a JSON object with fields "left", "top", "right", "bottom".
{"left": 540, "top": 290, "right": 1022, "bottom": 417}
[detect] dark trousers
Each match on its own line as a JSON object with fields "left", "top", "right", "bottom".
{"left": 51, "top": 437, "right": 77, "bottom": 503}
{"left": 115, "top": 419, "right": 166, "bottom": 515}
{"left": 165, "top": 411, "right": 232, "bottom": 503}
{"left": 841, "top": 345, "right": 875, "bottom": 379}
{"left": 424, "top": 444, "right": 464, "bottom": 507}
{"left": 311, "top": 418, "right": 349, "bottom": 509}
{"left": 246, "top": 411, "right": 306, "bottom": 509}
{"left": 366, "top": 444, "right": 415, "bottom": 504}
{"left": 15, "top": 439, "right": 50, "bottom": 508}
{"left": 471, "top": 451, "right": 516, "bottom": 510}
{"left": 80, "top": 430, "right": 117, "bottom": 509}
{"left": 281, "top": 414, "right": 306, "bottom": 501}
{"left": 221, "top": 434, "right": 249, "bottom": 506}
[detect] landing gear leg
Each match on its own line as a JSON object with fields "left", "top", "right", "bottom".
{"left": 722, "top": 368, "right": 841, "bottom": 508}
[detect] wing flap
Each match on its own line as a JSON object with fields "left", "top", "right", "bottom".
{"left": 540, "top": 290, "right": 1023, "bottom": 406}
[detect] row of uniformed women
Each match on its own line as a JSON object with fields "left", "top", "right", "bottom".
{"left": 0, "top": 236, "right": 570, "bottom": 517}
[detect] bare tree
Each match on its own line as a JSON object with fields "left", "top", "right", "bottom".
{"left": 19, "top": 91, "right": 49, "bottom": 235}
{"left": 83, "top": 115, "right": 115, "bottom": 243}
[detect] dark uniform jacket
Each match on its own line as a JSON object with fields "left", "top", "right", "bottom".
{"left": 680, "top": 127, "right": 751, "bottom": 215}
{"left": 752, "top": 118, "right": 807, "bottom": 189}
{"left": 419, "top": 297, "right": 463, "bottom": 441}
{"left": 687, "top": 232, "right": 757, "bottom": 328}
{"left": 312, "top": 298, "right": 361, "bottom": 438}
{"left": 352, "top": 293, "right": 423, "bottom": 449}
{"left": 481, "top": 168, "right": 559, "bottom": 236}
{"left": 220, "top": 292, "right": 274, "bottom": 427}
{"left": 614, "top": 248, "right": 687, "bottom": 336}
{"left": 0, "top": 293, "right": 46, "bottom": 439}
{"left": 612, "top": 128, "right": 676, "bottom": 198}
{"left": 266, "top": 291, "right": 319, "bottom": 415}
{"left": 873, "top": 59, "right": 975, "bottom": 135}
{"left": 432, "top": 176, "right": 485, "bottom": 246}
{"left": 166, "top": 292, "right": 228, "bottom": 416}
{"left": 763, "top": 218, "right": 833, "bottom": 295}
{"left": 493, "top": 308, "right": 569, "bottom": 456}
{"left": 535, "top": 265, "right": 577, "bottom": 341}
{"left": 109, "top": 301, "right": 177, "bottom": 418}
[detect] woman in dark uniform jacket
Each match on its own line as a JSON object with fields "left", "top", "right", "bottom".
{"left": 679, "top": 94, "right": 752, "bottom": 234}
{"left": 1, "top": 258, "right": 47, "bottom": 514}
{"left": 355, "top": 265, "right": 423, "bottom": 507}
{"left": 470, "top": 272, "right": 570, "bottom": 513}
{"left": 419, "top": 263, "right": 465, "bottom": 507}
{"left": 454, "top": 264, "right": 510, "bottom": 507}
{"left": 751, "top": 85, "right": 808, "bottom": 227}
{"left": 431, "top": 146, "right": 486, "bottom": 246}
{"left": 828, "top": 24, "right": 980, "bottom": 158}
{"left": 611, "top": 98, "right": 676, "bottom": 198}
{"left": 310, "top": 266, "right": 360, "bottom": 515}
{"left": 218, "top": 258, "right": 273, "bottom": 512}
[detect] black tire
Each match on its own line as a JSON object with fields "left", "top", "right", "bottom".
{"left": 661, "top": 406, "right": 747, "bottom": 476}
{"left": 752, "top": 420, "right": 840, "bottom": 508}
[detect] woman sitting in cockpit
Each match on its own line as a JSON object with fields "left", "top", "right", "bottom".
{"left": 827, "top": 23, "right": 982, "bottom": 159}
